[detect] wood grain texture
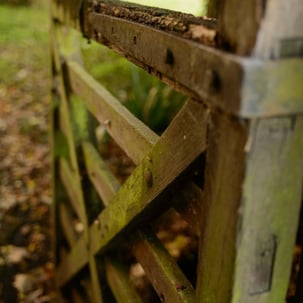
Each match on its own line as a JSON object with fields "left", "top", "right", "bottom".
{"left": 196, "top": 110, "right": 247, "bottom": 303}
{"left": 59, "top": 203, "right": 77, "bottom": 247}
{"left": 219, "top": 0, "right": 261, "bottom": 55}
{"left": 68, "top": 61, "right": 158, "bottom": 164}
{"left": 55, "top": 99, "right": 209, "bottom": 286}
{"left": 254, "top": 0, "right": 303, "bottom": 58}
{"left": 82, "top": 142, "right": 121, "bottom": 206}
{"left": 105, "top": 258, "right": 143, "bottom": 303}
{"left": 132, "top": 230, "right": 195, "bottom": 303}
{"left": 51, "top": 17, "right": 104, "bottom": 303}
{"left": 94, "top": 0, "right": 216, "bottom": 35}
{"left": 231, "top": 117, "right": 303, "bottom": 303}
{"left": 87, "top": 12, "right": 243, "bottom": 114}
{"left": 207, "top": 0, "right": 221, "bottom": 18}
{"left": 220, "top": 0, "right": 303, "bottom": 58}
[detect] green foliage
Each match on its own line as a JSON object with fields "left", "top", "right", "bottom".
{"left": 82, "top": 41, "right": 186, "bottom": 134}
{"left": 2, "top": 0, "right": 31, "bottom": 6}
{"left": 0, "top": 4, "right": 49, "bottom": 86}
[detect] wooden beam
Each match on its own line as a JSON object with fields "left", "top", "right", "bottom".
{"left": 218, "top": 0, "right": 261, "bottom": 55}
{"left": 55, "top": 99, "right": 209, "bottom": 286}
{"left": 68, "top": 61, "right": 158, "bottom": 164}
{"left": 206, "top": 0, "right": 221, "bottom": 18}
{"left": 132, "top": 230, "right": 195, "bottom": 303}
{"left": 230, "top": 117, "right": 303, "bottom": 303}
{"left": 196, "top": 110, "right": 247, "bottom": 303}
{"left": 60, "top": 158, "right": 86, "bottom": 223}
{"left": 59, "top": 203, "right": 78, "bottom": 247}
{"left": 86, "top": 12, "right": 303, "bottom": 117}
{"left": 254, "top": 0, "right": 303, "bottom": 58}
{"left": 82, "top": 142, "right": 121, "bottom": 206}
{"left": 105, "top": 258, "right": 143, "bottom": 303}
{"left": 220, "top": 0, "right": 303, "bottom": 58}
{"left": 52, "top": 3, "right": 303, "bottom": 117}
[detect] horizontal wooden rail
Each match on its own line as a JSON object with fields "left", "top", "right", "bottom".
{"left": 68, "top": 61, "right": 158, "bottom": 163}
{"left": 87, "top": 13, "right": 303, "bottom": 118}
{"left": 52, "top": 0, "right": 303, "bottom": 117}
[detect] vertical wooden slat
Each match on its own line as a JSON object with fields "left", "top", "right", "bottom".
{"left": 220, "top": 0, "right": 303, "bottom": 58}
{"left": 231, "top": 117, "right": 303, "bottom": 303}
{"left": 253, "top": 0, "right": 303, "bottom": 58}
{"left": 196, "top": 111, "right": 247, "bottom": 303}
{"left": 207, "top": 0, "right": 221, "bottom": 18}
{"left": 59, "top": 203, "right": 77, "bottom": 247}
{"left": 219, "top": 0, "right": 261, "bottom": 55}
{"left": 51, "top": 9, "right": 104, "bottom": 303}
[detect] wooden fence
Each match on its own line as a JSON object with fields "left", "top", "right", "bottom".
{"left": 50, "top": 0, "right": 303, "bottom": 302}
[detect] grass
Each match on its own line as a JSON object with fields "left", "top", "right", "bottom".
{"left": 0, "top": 3, "right": 49, "bottom": 87}
{"left": 0, "top": 0, "right": 186, "bottom": 135}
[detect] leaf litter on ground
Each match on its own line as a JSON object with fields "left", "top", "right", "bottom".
{"left": 0, "top": 2, "right": 56, "bottom": 302}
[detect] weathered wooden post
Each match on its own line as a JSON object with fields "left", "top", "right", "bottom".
{"left": 196, "top": 1, "right": 303, "bottom": 303}
{"left": 50, "top": 0, "right": 303, "bottom": 302}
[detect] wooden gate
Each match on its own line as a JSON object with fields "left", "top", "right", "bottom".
{"left": 50, "top": 0, "right": 303, "bottom": 302}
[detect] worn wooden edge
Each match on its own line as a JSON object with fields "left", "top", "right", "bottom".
{"left": 55, "top": 235, "right": 88, "bottom": 287}
{"left": 59, "top": 158, "right": 86, "bottom": 224}
{"left": 53, "top": 1, "right": 303, "bottom": 117}
{"left": 241, "top": 58, "right": 303, "bottom": 117}
{"left": 52, "top": 0, "right": 82, "bottom": 30}
{"left": 88, "top": 257, "right": 104, "bottom": 303}
{"left": 55, "top": 99, "right": 209, "bottom": 286}
{"left": 132, "top": 229, "right": 195, "bottom": 303}
{"left": 59, "top": 203, "right": 78, "bottom": 247}
{"left": 87, "top": 12, "right": 242, "bottom": 113}
{"left": 89, "top": 99, "right": 208, "bottom": 254}
{"left": 93, "top": 0, "right": 217, "bottom": 44}
{"left": 105, "top": 257, "right": 143, "bottom": 303}
{"left": 68, "top": 61, "right": 158, "bottom": 164}
{"left": 254, "top": 0, "right": 303, "bottom": 58}
{"left": 219, "top": 0, "right": 303, "bottom": 58}
{"left": 87, "top": 12, "right": 303, "bottom": 117}
{"left": 173, "top": 182, "right": 204, "bottom": 236}
{"left": 82, "top": 142, "right": 121, "bottom": 206}
{"left": 231, "top": 116, "right": 303, "bottom": 303}
{"left": 196, "top": 110, "right": 248, "bottom": 302}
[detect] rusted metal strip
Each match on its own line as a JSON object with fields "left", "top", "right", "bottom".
{"left": 92, "top": 0, "right": 217, "bottom": 45}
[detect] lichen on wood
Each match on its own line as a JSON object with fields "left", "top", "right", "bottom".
{"left": 92, "top": 0, "right": 217, "bottom": 46}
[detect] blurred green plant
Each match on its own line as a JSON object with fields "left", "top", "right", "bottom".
{"left": 0, "top": 4, "right": 49, "bottom": 86}
{"left": 81, "top": 40, "right": 186, "bottom": 134}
